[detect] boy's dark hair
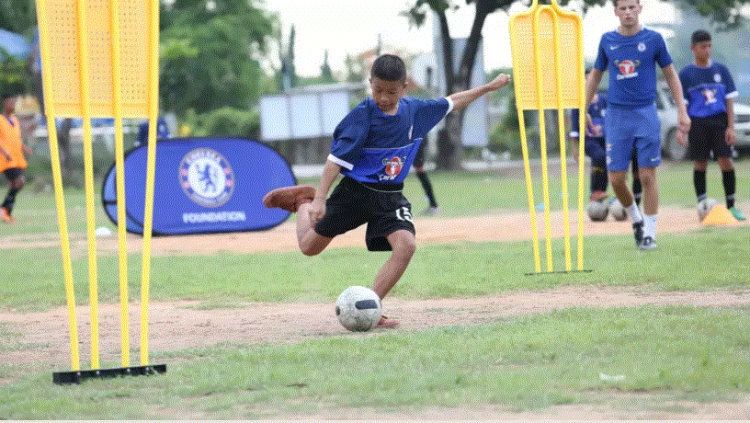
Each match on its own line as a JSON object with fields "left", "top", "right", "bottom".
{"left": 612, "top": 0, "right": 639, "bottom": 6}
{"left": 371, "top": 54, "right": 406, "bottom": 82}
{"left": 691, "top": 30, "right": 711, "bottom": 45}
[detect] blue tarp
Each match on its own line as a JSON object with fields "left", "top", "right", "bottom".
{"left": 0, "top": 29, "right": 30, "bottom": 59}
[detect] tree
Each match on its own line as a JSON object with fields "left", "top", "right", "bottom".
{"left": 320, "top": 50, "right": 334, "bottom": 83}
{"left": 160, "top": 0, "right": 276, "bottom": 115}
{"left": 0, "top": 0, "right": 36, "bottom": 36}
{"left": 405, "top": 0, "right": 750, "bottom": 170}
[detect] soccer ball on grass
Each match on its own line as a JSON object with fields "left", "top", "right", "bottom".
{"left": 335, "top": 286, "right": 382, "bottom": 332}
{"left": 697, "top": 198, "right": 719, "bottom": 222}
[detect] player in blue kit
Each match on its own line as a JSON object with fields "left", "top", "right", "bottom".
{"left": 678, "top": 30, "right": 745, "bottom": 221}
{"left": 585, "top": 0, "right": 690, "bottom": 249}
{"left": 569, "top": 71, "right": 641, "bottom": 209}
{"left": 264, "top": 54, "right": 511, "bottom": 327}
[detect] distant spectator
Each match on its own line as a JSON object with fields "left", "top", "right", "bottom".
{"left": 135, "top": 116, "right": 170, "bottom": 146}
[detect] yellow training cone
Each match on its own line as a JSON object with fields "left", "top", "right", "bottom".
{"left": 702, "top": 204, "right": 740, "bottom": 226}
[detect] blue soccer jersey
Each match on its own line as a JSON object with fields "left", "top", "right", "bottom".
{"left": 328, "top": 97, "right": 452, "bottom": 184}
{"left": 594, "top": 28, "right": 672, "bottom": 107}
{"left": 679, "top": 61, "right": 737, "bottom": 118}
{"left": 570, "top": 92, "right": 607, "bottom": 139}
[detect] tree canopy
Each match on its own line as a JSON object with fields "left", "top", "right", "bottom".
{"left": 159, "top": 0, "right": 277, "bottom": 115}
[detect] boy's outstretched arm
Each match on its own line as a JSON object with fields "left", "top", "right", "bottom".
{"left": 448, "top": 73, "right": 511, "bottom": 112}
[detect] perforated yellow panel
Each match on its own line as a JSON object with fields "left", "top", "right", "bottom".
{"left": 37, "top": 0, "right": 152, "bottom": 117}
{"left": 510, "top": 5, "right": 583, "bottom": 110}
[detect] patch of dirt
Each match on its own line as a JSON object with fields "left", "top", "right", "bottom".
{"left": 2, "top": 286, "right": 749, "bottom": 368}
{"left": 1, "top": 203, "right": 747, "bottom": 257}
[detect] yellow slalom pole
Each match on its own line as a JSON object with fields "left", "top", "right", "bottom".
{"left": 35, "top": 0, "right": 80, "bottom": 371}
{"left": 140, "top": 0, "right": 160, "bottom": 366}
{"left": 533, "top": 6, "right": 554, "bottom": 272}
{"left": 517, "top": 109, "right": 542, "bottom": 273}
{"left": 110, "top": 0, "right": 130, "bottom": 368}
{"left": 75, "top": 0, "right": 100, "bottom": 370}
{"left": 551, "top": 10, "right": 572, "bottom": 272}
{"left": 575, "top": 20, "right": 586, "bottom": 271}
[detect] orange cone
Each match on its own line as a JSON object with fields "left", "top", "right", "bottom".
{"left": 702, "top": 204, "right": 740, "bottom": 226}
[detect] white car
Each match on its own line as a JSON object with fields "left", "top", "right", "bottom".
{"left": 656, "top": 82, "right": 750, "bottom": 160}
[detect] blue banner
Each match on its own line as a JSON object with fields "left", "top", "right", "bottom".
{"left": 102, "top": 137, "right": 296, "bottom": 235}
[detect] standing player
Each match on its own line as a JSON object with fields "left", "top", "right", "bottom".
{"left": 0, "top": 90, "right": 32, "bottom": 223}
{"left": 569, "top": 71, "right": 642, "bottom": 215}
{"left": 586, "top": 0, "right": 690, "bottom": 249}
{"left": 412, "top": 141, "right": 439, "bottom": 215}
{"left": 263, "top": 54, "right": 510, "bottom": 328}
{"left": 678, "top": 30, "right": 745, "bottom": 221}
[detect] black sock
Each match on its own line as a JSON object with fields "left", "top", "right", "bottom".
{"left": 694, "top": 169, "right": 707, "bottom": 203}
{"left": 632, "top": 177, "right": 642, "bottom": 206}
{"left": 722, "top": 169, "right": 736, "bottom": 209}
{"left": 591, "top": 166, "right": 607, "bottom": 193}
{"left": 416, "top": 171, "right": 438, "bottom": 208}
{"left": 2, "top": 187, "right": 20, "bottom": 214}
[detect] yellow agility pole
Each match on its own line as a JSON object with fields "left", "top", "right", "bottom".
{"left": 509, "top": 0, "right": 587, "bottom": 274}
{"left": 37, "top": 0, "right": 165, "bottom": 384}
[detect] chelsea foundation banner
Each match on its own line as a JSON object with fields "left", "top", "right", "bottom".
{"left": 102, "top": 137, "right": 296, "bottom": 235}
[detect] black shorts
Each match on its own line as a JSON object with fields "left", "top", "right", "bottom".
{"left": 3, "top": 168, "right": 25, "bottom": 181}
{"left": 315, "top": 177, "right": 415, "bottom": 251}
{"left": 688, "top": 113, "right": 731, "bottom": 161}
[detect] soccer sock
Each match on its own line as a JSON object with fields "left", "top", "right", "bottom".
{"left": 644, "top": 214, "right": 657, "bottom": 239}
{"left": 1, "top": 187, "right": 20, "bottom": 214}
{"left": 416, "top": 171, "right": 438, "bottom": 208}
{"left": 722, "top": 170, "right": 736, "bottom": 209}
{"left": 591, "top": 166, "right": 608, "bottom": 193}
{"left": 694, "top": 169, "right": 707, "bottom": 203}
{"left": 628, "top": 202, "right": 643, "bottom": 223}
{"left": 632, "top": 177, "right": 642, "bottom": 206}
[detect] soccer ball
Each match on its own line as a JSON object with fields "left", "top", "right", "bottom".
{"left": 335, "top": 286, "right": 382, "bottom": 332}
{"left": 697, "top": 198, "right": 719, "bottom": 221}
{"left": 608, "top": 198, "right": 628, "bottom": 221}
{"left": 587, "top": 199, "right": 609, "bottom": 222}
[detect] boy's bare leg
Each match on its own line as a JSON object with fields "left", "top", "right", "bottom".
{"left": 638, "top": 167, "right": 658, "bottom": 215}
{"left": 373, "top": 229, "right": 416, "bottom": 299}
{"left": 296, "top": 202, "right": 332, "bottom": 256}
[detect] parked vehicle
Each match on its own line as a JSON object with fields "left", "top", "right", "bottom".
{"left": 656, "top": 81, "right": 750, "bottom": 160}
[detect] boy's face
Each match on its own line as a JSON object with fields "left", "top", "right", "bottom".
{"left": 692, "top": 41, "right": 712, "bottom": 62}
{"left": 614, "top": 0, "right": 641, "bottom": 28}
{"left": 370, "top": 76, "right": 407, "bottom": 115}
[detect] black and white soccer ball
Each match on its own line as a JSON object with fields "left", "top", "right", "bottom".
{"left": 697, "top": 198, "right": 719, "bottom": 221}
{"left": 587, "top": 198, "right": 609, "bottom": 222}
{"left": 608, "top": 198, "right": 628, "bottom": 221}
{"left": 335, "top": 286, "right": 382, "bottom": 332}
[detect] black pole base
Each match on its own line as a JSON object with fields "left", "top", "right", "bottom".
{"left": 53, "top": 364, "right": 167, "bottom": 385}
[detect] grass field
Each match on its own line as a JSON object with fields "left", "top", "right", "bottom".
{"left": 0, "top": 160, "right": 749, "bottom": 418}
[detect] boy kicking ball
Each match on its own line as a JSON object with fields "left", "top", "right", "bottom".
{"left": 264, "top": 54, "right": 510, "bottom": 328}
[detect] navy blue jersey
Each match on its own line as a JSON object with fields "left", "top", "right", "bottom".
{"left": 678, "top": 61, "right": 737, "bottom": 118}
{"left": 594, "top": 28, "right": 672, "bottom": 107}
{"left": 137, "top": 117, "right": 170, "bottom": 144}
{"left": 570, "top": 92, "right": 607, "bottom": 139}
{"left": 328, "top": 97, "right": 452, "bottom": 184}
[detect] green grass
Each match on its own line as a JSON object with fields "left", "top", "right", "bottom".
{"left": 6, "top": 160, "right": 748, "bottom": 233}
{"left": 1, "top": 227, "right": 748, "bottom": 311}
{"left": 1, "top": 306, "right": 749, "bottom": 418}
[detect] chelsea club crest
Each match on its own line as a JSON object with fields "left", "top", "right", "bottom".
{"left": 179, "top": 148, "right": 235, "bottom": 207}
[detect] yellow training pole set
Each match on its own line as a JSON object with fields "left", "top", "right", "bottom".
{"left": 35, "top": 0, "right": 166, "bottom": 384}
{"left": 509, "top": 0, "right": 587, "bottom": 274}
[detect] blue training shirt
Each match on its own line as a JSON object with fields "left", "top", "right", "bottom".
{"left": 328, "top": 97, "right": 452, "bottom": 184}
{"left": 594, "top": 28, "right": 672, "bottom": 107}
{"left": 678, "top": 61, "right": 737, "bottom": 118}
{"left": 570, "top": 92, "right": 607, "bottom": 139}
